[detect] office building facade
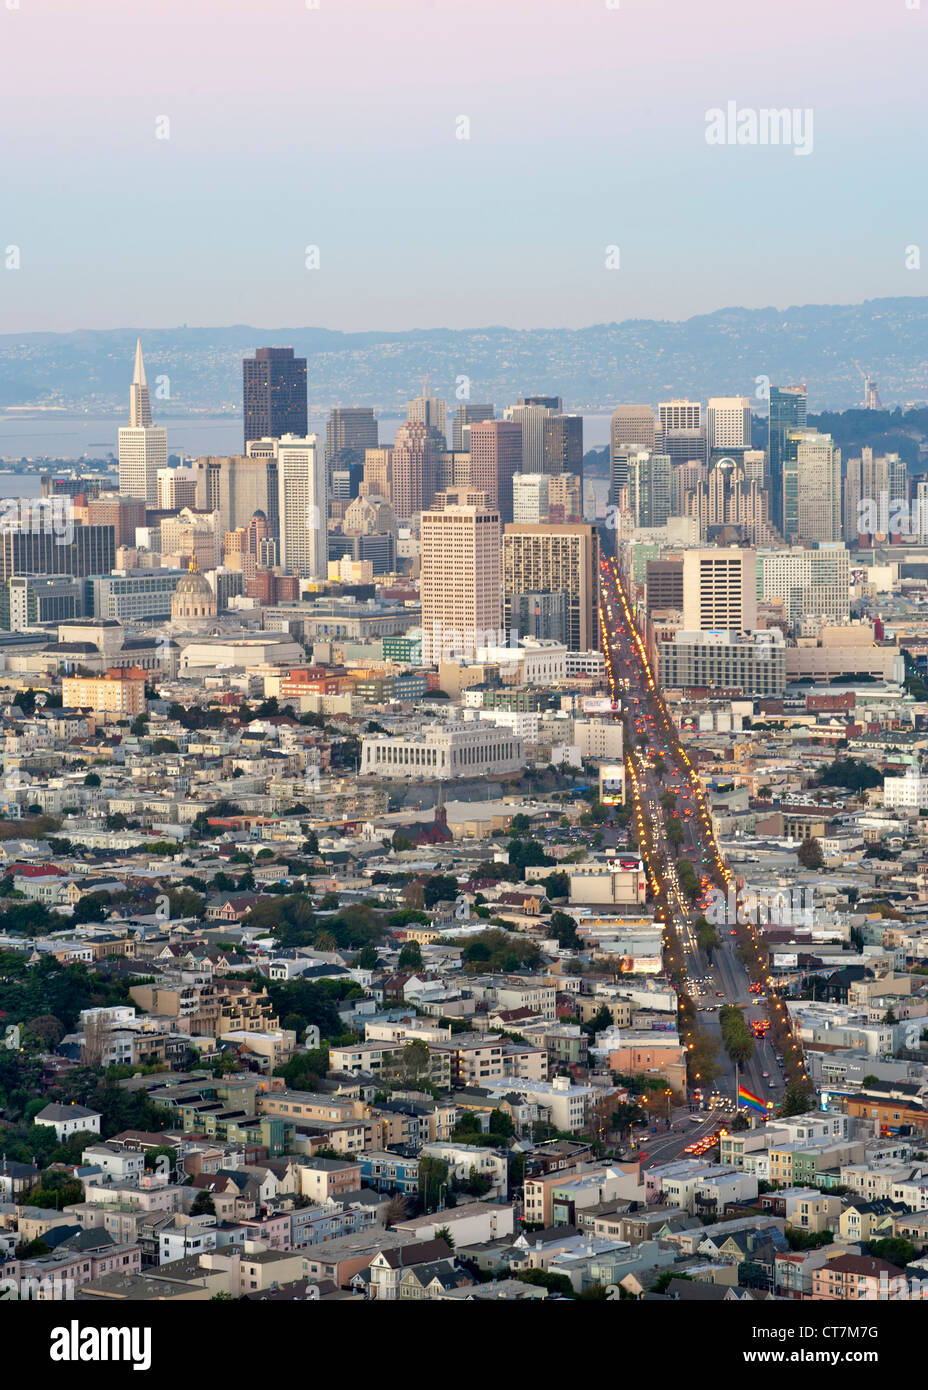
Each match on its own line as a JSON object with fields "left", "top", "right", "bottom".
{"left": 243, "top": 347, "right": 308, "bottom": 446}
{"left": 503, "top": 523, "right": 599, "bottom": 653}
{"left": 420, "top": 489, "right": 502, "bottom": 663}
{"left": 682, "top": 548, "right": 757, "bottom": 633}
{"left": 768, "top": 384, "right": 807, "bottom": 535}
{"left": 469, "top": 419, "right": 522, "bottom": 524}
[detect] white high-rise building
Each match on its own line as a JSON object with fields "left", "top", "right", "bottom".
{"left": 610, "top": 406, "right": 656, "bottom": 500}
{"left": 707, "top": 397, "right": 752, "bottom": 450}
{"left": 118, "top": 339, "right": 166, "bottom": 506}
{"left": 275, "top": 434, "right": 327, "bottom": 580}
{"left": 843, "top": 449, "right": 907, "bottom": 543}
{"left": 420, "top": 488, "right": 502, "bottom": 664}
{"left": 682, "top": 547, "right": 757, "bottom": 633}
{"left": 658, "top": 399, "right": 701, "bottom": 434}
{"left": 884, "top": 769, "right": 928, "bottom": 810}
{"left": 757, "top": 545, "right": 850, "bottom": 628}
{"left": 512, "top": 473, "right": 550, "bottom": 524}
{"left": 157, "top": 467, "right": 197, "bottom": 510}
{"left": 917, "top": 480, "right": 928, "bottom": 543}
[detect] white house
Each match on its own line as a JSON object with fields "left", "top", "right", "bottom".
{"left": 81, "top": 1141, "right": 147, "bottom": 1183}
{"left": 33, "top": 1103, "right": 101, "bottom": 1143}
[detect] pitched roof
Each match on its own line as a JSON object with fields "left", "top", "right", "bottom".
{"left": 825, "top": 1254, "right": 905, "bottom": 1278}
{"left": 376, "top": 1238, "right": 452, "bottom": 1269}
{"left": 35, "top": 1103, "right": 99, "bottom": 1123}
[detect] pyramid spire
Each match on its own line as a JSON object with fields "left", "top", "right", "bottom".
{"left": 129, "top": 337, "right": 153, "bottom": 427}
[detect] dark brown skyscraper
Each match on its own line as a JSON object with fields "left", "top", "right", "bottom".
{"left": 326, "top": 408, "right": 378, "bottom": 470}
{"left": 543, "top": 414, "right": 583, "bottom": 481}
{"left": 243, "top": 347, "right": 308, "bottom": 446}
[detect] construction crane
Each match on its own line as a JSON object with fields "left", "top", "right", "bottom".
{"left": 852, "top": 360, "right": 881, "bottom": 410}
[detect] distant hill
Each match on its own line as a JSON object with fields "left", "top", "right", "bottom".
{"left": 2, "top": 298, "right": 928, "bottom": 414}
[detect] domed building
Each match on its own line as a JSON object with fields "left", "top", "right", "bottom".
{"left": 171, "top": 556, "right": 217, "bottom": 629}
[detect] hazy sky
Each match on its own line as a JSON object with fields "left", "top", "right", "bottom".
{"left": 2, "top": 0, "right": 925, "bottom": 333}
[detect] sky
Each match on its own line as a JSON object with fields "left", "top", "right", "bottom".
{"left": 2, "top": 0, "right": 926, "bottom": 333}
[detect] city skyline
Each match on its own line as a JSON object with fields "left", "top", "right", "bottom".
{"left": 2, "top": 0, "right": 928, "bottom": 1334}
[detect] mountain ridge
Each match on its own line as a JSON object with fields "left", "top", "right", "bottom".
{"left": 2, "top": 297, "right": 926, "bottom": 414}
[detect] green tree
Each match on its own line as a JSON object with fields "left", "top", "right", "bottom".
{"left": 190, "top": 1189, "right": 216, "bottom": 1216}
{"left": 549, "top": 910, "right": 581, "bottom": 950}
{"left": 651, "top": 1271, "right": 692, "bottom": 1294}
{"left": 383, "top": 1040, "right": 435, "bottom": 1090}
{"left": 786, "top": 1229, "right": 833, "bottom": 1251}
{"left": 24, "top": 1171, "right": 84, "bottom": 1209}
{"left": 718, "top": 1005, "right": 754, "bottom": 1066}
{"left": 26, "top": 1014, "right": 63, "bottom": 1048}
{"left": 398, "top": 941, "right": 423, "bottom": 970}
{"left": 516, "top": 1268, "right": 574, "bottom": 1297}
{"left": 488, "top": 1108, "right": 515, "bottom": 1138}
{"left": 539, "top": 870, "right": 570, "bottom": 899}
{"left": 582, "top": 1004, "right": 614, "bottom": 1038}
{"left": 797, "top": 837, "right": 823, "bottom": 870}
{"left": 352, "top": 944, "right": 380, "bottom": 970}
{"left": 144, "top": 1145, "right": 177, "bottom": 1173}
{"left": 167, "top": 886, "right": 205, "bottom": 919}
{"left": 780, "top": 1080, "right": 813, "bottom": 1117}
{"left": 423, "top": 875, "right": 459, "bottom": 908}
{"left": 868, "top": 1237, "right": 915, "bottom": 1267}
{"left": 418, "top": 1156, "right": 449, "bottom": 1211}
{"left": 816, "top": 758, "right": 883, "bottom": 792}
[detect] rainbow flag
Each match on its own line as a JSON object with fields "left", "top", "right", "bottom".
{"left": 738, "top": 1084, "right": 767, "bottom": 1114}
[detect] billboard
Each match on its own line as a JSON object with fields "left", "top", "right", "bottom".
{"left": 599, "top": 764, "right": 625, "bottom": 806}
{"left": 582, "top": 697, "right": 618, "bottom": 714}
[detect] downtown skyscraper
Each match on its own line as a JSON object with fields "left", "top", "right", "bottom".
{"left": 469, "top": 419, "right": 522, "bottom": 524}
{"left": 768, "top": 384, "right": 807, "bottom": 535}
{"left": 118, "top": 339, "right": 167, "bottom": 506}
{"left": 420, "top": 488, "right": 502, "bottom": 664}
{"left": 275, "top": 434, "right": 327, "bottom": 581}
{"left": 243, "top": 347, "right": 308, "bottom": 447}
